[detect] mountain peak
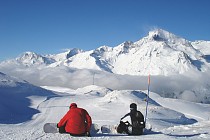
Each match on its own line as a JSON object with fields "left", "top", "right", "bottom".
{"left": 67, "top": 48, "right": 84, "bottom": 59}
{"left": 148, "top": 28, "right": 178, "bottom": 42}
{"left": 16, "top": 51, "right": 55, "bottom": 66}
{"left": 19, "top": 51, "right": 40, "bottom": 59}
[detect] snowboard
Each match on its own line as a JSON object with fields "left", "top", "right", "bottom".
{"left": 101, "top": 125, "right": 118, "bottom": 134}
{"left": 101, "top": 124, "right": 152, "bottom": 134}
{"left": 43, "top": 123, "right": 99, "bottom": 135}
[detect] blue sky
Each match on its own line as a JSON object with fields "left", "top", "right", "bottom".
{"left": 0, "top": 0, "right": 210, "bottom": 61}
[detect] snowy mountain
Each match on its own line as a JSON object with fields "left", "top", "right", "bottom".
{"left": 192, "top": 41, "right": 210, "bottom": 55}
{"left": 52, "top": 29, "right": 210, "bottom": 75}
{"left": 1, "top": 29, "right": 210, "bottom": 76}
{"left": 16, "top": 52, "right": 55, "bottom": 66}
{"left": 192, "top": 41, "right": 210, "bottom": 63}
{"left": 0, "top": 48, "right": 83, "bottom": 67}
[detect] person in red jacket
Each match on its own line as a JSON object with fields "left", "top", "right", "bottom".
{"left": 57, "top": 103, "right": 92, "bottom": 136}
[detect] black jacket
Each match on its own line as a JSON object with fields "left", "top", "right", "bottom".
{"left": 121, "top": 110, "right": 145, "bottom": 135}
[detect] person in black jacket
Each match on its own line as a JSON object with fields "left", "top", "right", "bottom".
{"left": 117, "top": 103, "right": 145, "bottom": 135}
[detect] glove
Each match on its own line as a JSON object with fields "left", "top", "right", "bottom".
{"left": 86, "top": 131, "right": 91, "bottom": 137}
{"left": 57, "top": 124, "right": 59, "bottom": 128}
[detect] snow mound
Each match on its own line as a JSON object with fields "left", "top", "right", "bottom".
{"left": 76, "top": 85, "right": 113, "bottom": 96}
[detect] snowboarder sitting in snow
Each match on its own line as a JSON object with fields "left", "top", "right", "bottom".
{"left": 57, "top": 103, "right": 92, "bottom": 137}
{"left": 117, "top": 103, "right": 145, "bottom": 135}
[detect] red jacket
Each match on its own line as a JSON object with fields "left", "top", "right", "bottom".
{"left": 58, "top": 106, "right": 92, "bottom": 134}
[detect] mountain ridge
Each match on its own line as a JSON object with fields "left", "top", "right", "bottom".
{"left": 1, "top": 28, "right": 210, "bottom": 76}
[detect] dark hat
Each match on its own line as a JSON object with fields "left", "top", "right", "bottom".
{"left": 130, "top": 103, "right": 137, "bottom": 110}
{"left": 70, "top": 103, "right": 77, "bottom": 108}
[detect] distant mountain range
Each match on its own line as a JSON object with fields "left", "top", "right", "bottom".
{"left": 1, "top": 29, "right": 210, "bottom": 76}
{"left": 1, "top": 29, "right": 210, "bottom": 104}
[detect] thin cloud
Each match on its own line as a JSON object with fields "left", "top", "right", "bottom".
{"left": 0, "top": 65, "right": 209, "bottom": 103}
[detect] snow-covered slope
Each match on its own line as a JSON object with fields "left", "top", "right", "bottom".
{"left": 16, "top": 52, "right": 55, "bottom": 66}
{"left": 0, "top": 48, "right": 83, "bottom": 68}
{"left": 0, "top": 85, "right": 209, "bottom": 139}
{"left": 192, "top": 41, "right": 210, "bottom": 55}
{"left": 1, "top": 29, "right": 210, "bottom": 76}
{"left": 46, "top": 48, "right": 84, "bottom": 67}
{"left": 0, "top": 72, "right": 55, "bottom": 124}
{"left": 192, "top": 41, "right": 210, "bottom": 63}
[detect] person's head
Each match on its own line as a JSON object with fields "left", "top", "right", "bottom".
{"left": 70, "top": 103, "right": 77, "bottom": 109}
{"left": 130, "top": 103, "right": 137, "bottom": 111}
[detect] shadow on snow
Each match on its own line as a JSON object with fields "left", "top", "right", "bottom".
{"left": 0, "top": 82, "right": 58, "bottom": 124}
{"left": 166, "top": 132, "right": 208, "bottom": 138}
{"left": 92, "top": 130, "right": 162, "bottom": 137}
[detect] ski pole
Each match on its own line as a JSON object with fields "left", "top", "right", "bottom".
{"left": 145, "top": 74, "right": 150, "bottom": 125}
